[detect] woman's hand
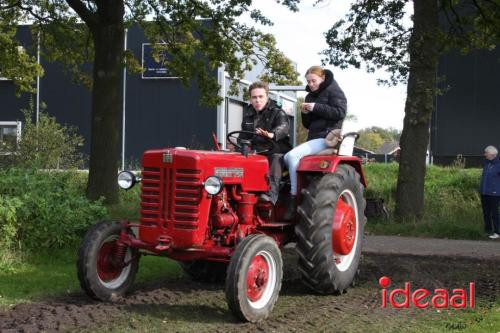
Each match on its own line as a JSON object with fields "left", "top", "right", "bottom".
{"left": 255, "top": 128, "right": 274, "bottom": 139}
{"left": 301, "top": 103, "right": 315, "bottom": 113}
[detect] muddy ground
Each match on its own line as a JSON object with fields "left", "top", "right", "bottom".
{"left": 1, "top": 251, "right": 498, "bottom": 333}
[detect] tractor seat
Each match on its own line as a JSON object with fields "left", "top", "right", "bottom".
{"left": 315, "top": 131, "right": 359, "bottom": 156}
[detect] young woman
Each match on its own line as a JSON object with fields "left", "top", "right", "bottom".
{"left": 283, "top": 66, "right": 347, "bottom": 218}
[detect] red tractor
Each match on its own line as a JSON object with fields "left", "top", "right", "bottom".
{"left": 77, "top": 131, "right": 367, "bottom": 322}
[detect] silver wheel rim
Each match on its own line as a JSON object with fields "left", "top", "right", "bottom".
{"left": 97, "top": 235, "right": 132, "bottom": 289}
{"left": 247, "top": 250, "right": 277, "bottom": 310}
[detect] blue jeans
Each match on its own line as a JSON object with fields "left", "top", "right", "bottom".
{"left": 284, "top": 138, "right": 327, "bottom": 195}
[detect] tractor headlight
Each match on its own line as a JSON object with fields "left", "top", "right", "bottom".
{"left": 204, "top": 176, "right": 223, "bottom": 195}
{"left": 118, "top": 171, "right": 140, "bottom": 190}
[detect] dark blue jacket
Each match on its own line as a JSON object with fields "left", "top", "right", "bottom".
{"left": 480, "top": 157, "right": 500, "bottom": 196}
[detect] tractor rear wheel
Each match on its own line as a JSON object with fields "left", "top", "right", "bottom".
{"left": 225, "top": 234, "right": 283, "bottom": 322}
{"left": 180, "top": 260, "right": 227, "bottom": 283}
{"left": 295, "top": 165, "right": 366, "bottom": 294}
{"left": 77, "top": 221, "right": 139, "bottom": 301}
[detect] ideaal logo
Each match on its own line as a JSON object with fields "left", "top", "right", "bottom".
{"left": 379, "top": 276, "right": 475, "bottom": 309}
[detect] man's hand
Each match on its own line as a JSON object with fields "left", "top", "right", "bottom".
{"left": 227, "top": 141, "right": 236, "bottom": 151}
{"left": 255, "top": 128, "right": 274, "bottom": 139}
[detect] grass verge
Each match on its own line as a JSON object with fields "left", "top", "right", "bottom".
{"left": 0, "top": 247, "right": 181, "bottom": 308}
{"left": 364, "top": 163, "right": 486, "bottom": 240}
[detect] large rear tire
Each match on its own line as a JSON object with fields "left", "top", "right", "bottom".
{"left": 77, "top": 221, "right": 139, "bottom": 300}
{"left": 295, "top": 165, "right": 366, "bottom": 294}
{"left": 225, "top": 234, "right": 283, "bottom": 322}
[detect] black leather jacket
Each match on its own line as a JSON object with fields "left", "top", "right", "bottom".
{"left": 240, "top": 99, "right": 292, "bottom": 155}
{"left": 302, "top": 69, "right": 347, "bottom": 140}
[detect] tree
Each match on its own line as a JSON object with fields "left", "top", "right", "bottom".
{"left": 358, "top": 126, "right": 401, "bottom": 145}
{"left": 0, "top": 2, "right": 42, "bottom": 94}
{"left": 356, "top": 131, "right": 385, "bottom": 152}
{"left": 0, "top": 0, "right": 300, "bottom": 204}
{"left": 322, "top": 0, "right": 500, "bottom": 219}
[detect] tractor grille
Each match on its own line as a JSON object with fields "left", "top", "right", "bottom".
{"left": 140, "top": 167, "right": 161, "bottom": 222}
{"left": 173, "top": 169, "right": 201, "bottom": 230}
{"left": 140, "top": 167, "right": 201, "bottom": 229}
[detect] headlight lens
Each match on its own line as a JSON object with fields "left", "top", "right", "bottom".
{"left": 118, "top": 171, "right": 137, "bottom": 190}
{"left": 204, "top": 176, "right": 223, "bottom": 195}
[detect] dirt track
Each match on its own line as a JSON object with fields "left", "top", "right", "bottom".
{"left": 1, "top": 248, "right": 499, "bottom": 333}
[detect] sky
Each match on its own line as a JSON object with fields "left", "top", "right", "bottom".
{"left": 243, "top": 0, "right": 408, "bottom": 131}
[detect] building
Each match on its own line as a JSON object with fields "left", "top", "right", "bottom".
{"left": 430, "top": 47, "right": 500, "bottom": 167}
{"left": 0, "top": 25, "right": 298, "bottom": 168}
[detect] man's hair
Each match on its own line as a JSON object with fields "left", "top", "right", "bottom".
{"left": 249, "top": 81, "right": 269, "bottom": 95}
{"left": 484, "top": 145, "right": 498, "bottom": 155}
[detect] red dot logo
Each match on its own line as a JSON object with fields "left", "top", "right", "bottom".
{"left": 379, "top": 276, "right": 391, "bottom": 288}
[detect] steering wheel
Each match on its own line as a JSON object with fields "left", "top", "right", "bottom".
{"left": 226, "top": 130, "right": 277, "bottom": 155}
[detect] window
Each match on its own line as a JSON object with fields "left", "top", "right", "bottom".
{"left": 0, "top": 122, "right": 22, "bottom": 154}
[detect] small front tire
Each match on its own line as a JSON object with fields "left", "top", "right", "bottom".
{"left": 225, "top": 234, "right": 283, "bottom": 322}
{"left": 77, "top": 221, "right": 139, "bottom": 301}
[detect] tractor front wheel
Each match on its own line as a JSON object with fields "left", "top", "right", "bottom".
{"left": 77, "top": 221, "right": 139, "bottom": 301}
{"left": 225, "top": 234, "right": 283, "bottom": 322}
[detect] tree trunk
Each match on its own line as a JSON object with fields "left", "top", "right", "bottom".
{"left": 86, "top": 3, "right": 124, "bottom": 204}
{"left": 395, "top": 0, "right": 439, "bottom": 219}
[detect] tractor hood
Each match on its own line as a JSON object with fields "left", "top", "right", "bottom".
{"left": 142, "top": 148, "right": 269, "bottom": 192}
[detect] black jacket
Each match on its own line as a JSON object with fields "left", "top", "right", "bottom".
{"left": 302, "top": 69, "right": 347, "bottom": 140}
{"left": 240, "top": 99, "right": 292, "bottom": 155}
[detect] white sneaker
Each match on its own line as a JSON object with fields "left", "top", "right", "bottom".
{"left": 489, "top": 233, "right": 500, "bottom": 239}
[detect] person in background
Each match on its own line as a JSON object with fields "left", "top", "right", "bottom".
{"left": 283, "top": 66, "right": 347, "bottom": 219}
{"left": 480, "top": 145, "right": 500, "bottom": 239}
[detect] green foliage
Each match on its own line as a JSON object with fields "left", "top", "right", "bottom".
{"left": 0, "top": 196, "right": 22, "bottom": 250}
{"left": 295, "top": 97, "right": 308, "bottom": 145}
{"left": 0, "top": 5, "right": 43, "bottom": 95}
{"left": 321, "top": 0, "right": 500, "bottom": 85}
{"left": 107, "top": 184, "right": 141, "bottom": 221}
{"left": 364, "top": 163, "right": 484, "bottom": 239}
{"left": 0, "top": 168, "right": 107, "bottom": 250}
{"left": 361, "top": 126, "right": 401, "bottom": 142}
{"left": 356, "top": 132, "right": 385, "bottom": 152}
{"left": 2, "top": 105, "right": 85, "bottom": 169}
{"left": 356, "top": 126, "right": 401, "bottom": 152}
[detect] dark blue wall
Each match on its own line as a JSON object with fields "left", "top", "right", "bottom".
{"left": 0, "top": 25, "right": 217, "bottom": 167}
{"left": 431, "top": 47, "right": 500, "bottom": 163}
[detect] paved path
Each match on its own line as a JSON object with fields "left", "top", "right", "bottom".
{"left": 364, "top": 235, "right": 500, "bottom": 260}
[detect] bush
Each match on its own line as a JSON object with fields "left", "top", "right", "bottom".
{"left": 1, "top": 107, "right": 85, "bottom": 169}
{"left": 0, "top": 168, "right": 106, "bottom": 250}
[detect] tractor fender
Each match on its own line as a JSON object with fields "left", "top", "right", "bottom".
{"left": 296, "top": 155, "right": 368, "bottom": 188}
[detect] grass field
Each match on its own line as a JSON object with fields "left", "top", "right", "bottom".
{"left": 363, "top": 163, "right": 485, "bottom": 240}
